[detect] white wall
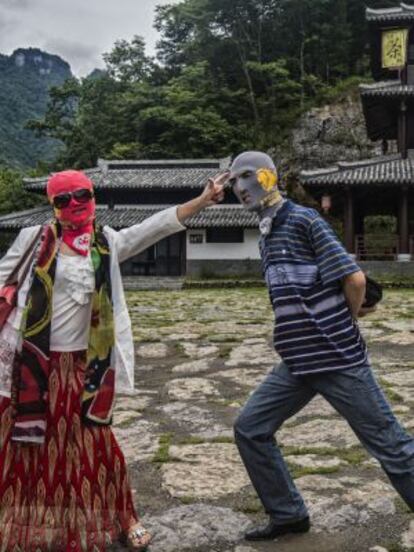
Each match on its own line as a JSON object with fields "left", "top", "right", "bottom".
{"left": 187, "top": 229, "right": 261, "bottom": 260}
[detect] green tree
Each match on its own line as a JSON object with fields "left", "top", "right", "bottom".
{"left": 28, "top": 0, "right": 391, "bottom": 167}
{"left": 127, "top": 63, "right": 237, "bottom": 158}
{"left": 28, "top": 36, "right": 152, "bottom": 168}
{"left": 0, "top": 168, "right": 44, "bottom": 215}
{"left": 103, "top": 36, "right": 154, "bottom": 84}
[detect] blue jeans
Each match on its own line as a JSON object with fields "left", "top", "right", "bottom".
{"left": 234, "top": 362, "right": 414, "bottom": 522}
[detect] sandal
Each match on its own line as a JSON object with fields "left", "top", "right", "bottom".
{"left": 120, "top": 522, "right": 152, "bottom": 551}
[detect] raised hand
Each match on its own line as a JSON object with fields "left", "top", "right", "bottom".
{"left": 199, "top": 171, "right": 229, "bottom": 207}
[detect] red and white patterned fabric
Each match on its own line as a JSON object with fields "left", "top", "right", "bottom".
{"left": 0, "top": 351, "right": 137, "bottom": 551}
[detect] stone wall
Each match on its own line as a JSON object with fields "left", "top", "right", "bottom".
{"left": 186, "top": 259, "right": 262, "bottom": 279}
{"left": 359, "top": 261, "right": 414, "bottom": 284}
{"left": 186, "top": 260, "right": 414, "bottom": 284}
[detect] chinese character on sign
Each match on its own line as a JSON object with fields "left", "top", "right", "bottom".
{"left": 382, "top": 29, "right": 409, "bottom": 69}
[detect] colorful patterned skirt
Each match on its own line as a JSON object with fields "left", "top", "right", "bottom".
{"left": 0, "top": 351, "right": 138, "bottom": 551}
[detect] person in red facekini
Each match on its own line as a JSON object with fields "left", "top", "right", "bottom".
{"left": 0, "top": 169, "right": 227, "bottom": 551}
{"left": 47, "top": 170, "right": 97, "bottom": 255}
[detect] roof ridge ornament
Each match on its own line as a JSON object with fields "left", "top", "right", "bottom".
{"left": 336, "top": 155, "right": 401, "bottom": 170}
{"left": 401, "top": 3, "right": 414, "bottom": 11}
{"left": 366, "top": 6, "right": 403, "bottom": 16}
{"left": 366, "top": 3, "right": 414, "bottom": 21}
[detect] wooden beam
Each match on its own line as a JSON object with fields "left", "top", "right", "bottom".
{"left": 344, "top": 187, "right": 355, "bottom": 254}
{"left": 399, "top": 186, "right": 409, "bottom": 254}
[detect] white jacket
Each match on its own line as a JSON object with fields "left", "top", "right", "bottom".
{"left": 0, "top": 206, "right": 185, "bottom": 394}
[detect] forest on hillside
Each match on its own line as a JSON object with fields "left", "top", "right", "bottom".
{"left": 1, "top": 0, "right": 399, "bottom": 210}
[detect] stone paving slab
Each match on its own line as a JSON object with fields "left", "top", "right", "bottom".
{"left": 161, "top": 443, "right": 251, "bottom": 499}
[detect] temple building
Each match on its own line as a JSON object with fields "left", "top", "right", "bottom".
{"left": 301, "top": 3, "right": 414, "bottom": 263}
{"left": 0, "top": 159, "right": 261, "bottom": 278}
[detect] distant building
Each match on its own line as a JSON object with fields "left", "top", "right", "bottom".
{"left": 301, "top": 3, "right": 414, "bottom": 263}
{"left": 0, "top": 159, "right": 261, "bottom": 278}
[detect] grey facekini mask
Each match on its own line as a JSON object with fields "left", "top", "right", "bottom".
{"left": 228, "top": 151, "right": 284, "bottom": 235}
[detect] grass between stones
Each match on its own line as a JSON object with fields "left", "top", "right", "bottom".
{"left": 153, "top": 434, "right": 236, "bottom": 463}
{"left": 209, "top": 335, "right": 241, "bottom": 343}
{"left": 152, "top": 433, "right": 174, "bottom": 463}
{"left": 177, "top": 436, "right": 206, "bottom": 445}
{"left": 289, "top": 465, "right": 341, "bottom": 478}
{"left": 394, "top": 496, "right": 413, "bottom": 515}
{"left": 115, "top": 417, "right": 140, "bottom": 429}
{"left": 173, "top": 342, "right": 186, "bottom": 355}
{"left": 217, "top": 344, "right": 235, "bottom": 359}
{"left": 282, "top": 446, "right": 368, "bottom": 465}
{"left": 387, "top": 545, "right": 414, "bottom": 552}
{"left": 378, "top": 377, "right": 404, "bottom": 403}
{"left": 178, "top": 496, "right": 198, "bottom": 505}
{"left": 177, "top": 436, "right": 235, "bottom": 445}
{"left": 237, "top": 496, "right": 263, "bottom": 514}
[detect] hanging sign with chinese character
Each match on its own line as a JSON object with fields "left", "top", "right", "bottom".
{"left": 382, "top": 28, "right": 409, "bottom": 69}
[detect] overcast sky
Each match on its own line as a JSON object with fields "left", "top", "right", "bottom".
{"left": 0, "top": 0, "right": 178, "bottom": 76}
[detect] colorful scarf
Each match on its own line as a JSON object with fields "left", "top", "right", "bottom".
{"left": 61, "top": 222, "right": 94, "bottom": 256}
{"left": 11, "top": 223, "right": 115, "bottom": 444}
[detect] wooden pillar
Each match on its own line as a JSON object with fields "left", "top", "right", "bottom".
{"left": 399, "top": 100, "right": 408, "bottom": 159}
{"left": 344, "top": 187, "right": 355, "bottom": 254}
{"left": 399, "top": 186, "right": 409, "bottom": 258}
{"left": 180, "top": 230, "right": 187, "bottom": 276}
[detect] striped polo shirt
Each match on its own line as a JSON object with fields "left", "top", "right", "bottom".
{"left": 260, "top": 200, "right": 367, "bottom": 375}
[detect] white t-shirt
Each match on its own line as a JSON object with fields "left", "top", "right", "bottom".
{"left": 50, "top": 253, "right": 95, "bottom": 351}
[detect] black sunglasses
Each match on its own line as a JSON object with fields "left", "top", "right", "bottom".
{"left": 52, "top": 188, "right": 94, "bottom": 209}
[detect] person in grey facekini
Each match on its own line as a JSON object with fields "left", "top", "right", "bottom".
{"left": 228, "top": 151, "right": 414, "bottom": 542}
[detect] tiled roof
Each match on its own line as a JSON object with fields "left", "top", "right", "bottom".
{"left": 366, "top": 3, "right": 414, "bottom": 23}
{"left": 0, "top": 205, "right": 259, "bottom": 230}
{"left": 301, "top": 155, "right": 414, "bottom": 186}
{"left": 24, "top": 159, "right": 229, "bottom": 192}
{"left": 360, "top": 81, "right": 414, "bottom": 98}
{"left": 360, "top": 83, "right": 401, "bottom": 141}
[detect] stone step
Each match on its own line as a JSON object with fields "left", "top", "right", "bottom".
{"left": 122, "top": 276, "right": 185, "bottom": 291}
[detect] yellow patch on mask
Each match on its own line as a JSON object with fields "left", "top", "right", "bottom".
{"left": 257, "top": 168, "right": 278, "bottom": 192}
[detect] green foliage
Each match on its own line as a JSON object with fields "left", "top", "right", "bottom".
{"left": 365, "top": 215, "right": 398, "bottom": 234}
{"left": 152, "top": 433, "right": 174, "bottom": 463}
{"left": 136, "top": 62, "right": 237, "bottom": 157}
{"left": 25, "top": 0, "right": 394, "bottom": 167}
{"left": 103, "top": 36, "right": 154, "bottom": 84}
{"left": 0, "top": 167, "right": 45, "bottom": 215}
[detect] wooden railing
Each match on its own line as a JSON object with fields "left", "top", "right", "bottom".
{"left": 355, "top": 234, "right": 399, "bottom": 261}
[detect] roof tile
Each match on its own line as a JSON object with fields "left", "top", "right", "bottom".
{"left": 0, "top": 205, "right": 259, "bottom": 230}
{"left": 301, "top": 155, "right": 414, "bottom": 186}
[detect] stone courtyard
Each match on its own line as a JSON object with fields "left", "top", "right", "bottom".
{"left": 110, "top": 288, "right": 414, "bottom": 552}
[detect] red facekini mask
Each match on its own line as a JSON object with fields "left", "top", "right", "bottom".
{"left": 47, "top": 170, "right": 96, "bottom": 256}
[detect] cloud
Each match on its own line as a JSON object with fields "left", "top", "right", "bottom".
{"left": 43, "top": 37, "right": 102, "bottom": 75}
{"left": 0, "top": 0, "right": 180, "bottom": 76}
{"left": 0, "top": 12, "right": 18, "bottom": 46}
{"left": 0, "top": 0, "right": 29, "bottom": 9}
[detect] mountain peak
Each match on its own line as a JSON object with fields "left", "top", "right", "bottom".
{"left": 11, "top": 48, "right": 71, "bottom": 76}
{"left": 0, "top": 47, "right": 73, "bottom": 168}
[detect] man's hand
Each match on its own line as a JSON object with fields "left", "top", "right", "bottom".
{"left": 357, "top": 305, "right": 377, "bottom": 318}
{"left": 177, "top": 171, "right": 228, "bottom": 223}
{"left": 198, "top": 172, "right": 228, "bottom": 208}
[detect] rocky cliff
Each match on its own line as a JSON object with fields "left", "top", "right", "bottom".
{"left": 0, "top": 48, "right": 72, "bottom": 169}
{"left": 274, "top": 86, "right": 397, "bottom": 203}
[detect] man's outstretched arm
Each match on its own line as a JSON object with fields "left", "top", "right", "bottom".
{"left": 342, "top": 270, "right": 366, "bottom": 319}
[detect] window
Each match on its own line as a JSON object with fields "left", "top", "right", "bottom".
{"left": 206, "top": 228, "right": 244, "bottom": 243}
